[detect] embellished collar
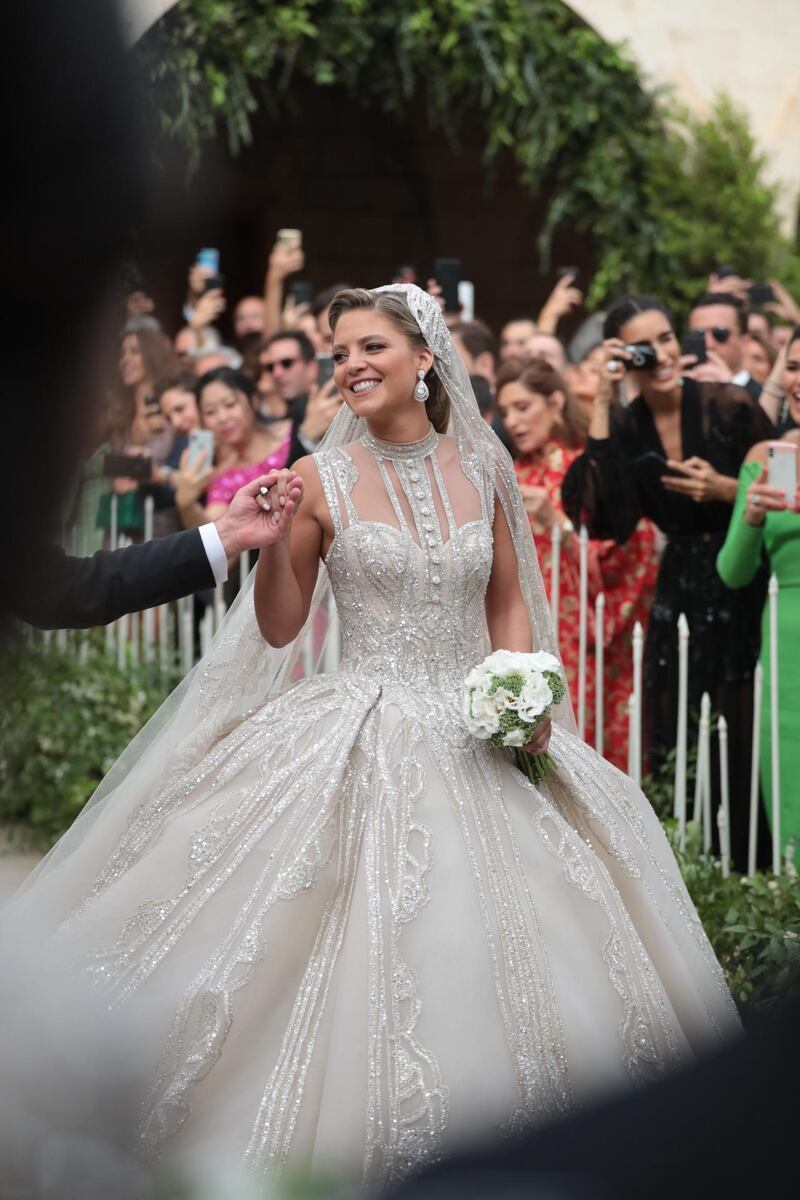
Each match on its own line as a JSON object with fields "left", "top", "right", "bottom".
{"left": 360, "top": 425, "right": 439, "bottom": 462}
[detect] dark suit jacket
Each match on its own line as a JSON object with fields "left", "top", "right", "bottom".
{"left": 6, "top": 527, "right": 214, "bottom": 630}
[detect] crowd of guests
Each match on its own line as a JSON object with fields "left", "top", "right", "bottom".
{"left": 67, "top": 242, "right": 800, "bottom": 869}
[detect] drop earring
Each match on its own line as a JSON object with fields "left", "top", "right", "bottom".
{"left": 414, "top": 369, "right": 430, "bottom": 403}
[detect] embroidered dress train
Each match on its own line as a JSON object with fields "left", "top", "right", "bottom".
{"left": 4, "top": 288, "right": 738, "bottom": 1190}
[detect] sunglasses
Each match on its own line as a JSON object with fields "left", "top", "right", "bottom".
{"left": 261, "top": 357, "right": 300, "bottom": 374}
{"left": 695, "top": 326, "right": 732, "bottom": 344}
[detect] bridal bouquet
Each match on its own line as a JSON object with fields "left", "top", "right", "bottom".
{"left": 463, "top": 649, "right": 565, "bottom": 784}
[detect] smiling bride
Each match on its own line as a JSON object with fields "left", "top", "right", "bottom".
{"left": 4, "top": 285, "right": 739, "bottom": 1191}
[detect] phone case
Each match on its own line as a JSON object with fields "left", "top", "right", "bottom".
{"left": 767, "top": 442, "right": 797, "bottom": 495}
{"left": 188, "top": 430, "right": 214, "bottom": 469}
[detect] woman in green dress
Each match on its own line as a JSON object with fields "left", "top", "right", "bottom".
{"left": 717, "top": 325, "right": 800, "bottom": 866}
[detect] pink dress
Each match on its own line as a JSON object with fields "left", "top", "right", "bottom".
{"left": 206, "top": 434, "right": 291, "bottom": 508}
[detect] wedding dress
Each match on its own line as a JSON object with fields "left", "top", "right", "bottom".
{"left": 4, "top": 288, "right": 739, "bottom": 1192}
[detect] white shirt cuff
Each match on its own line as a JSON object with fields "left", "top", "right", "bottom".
{"left": 199, "top": 522, "right": 229, "bottom": 586}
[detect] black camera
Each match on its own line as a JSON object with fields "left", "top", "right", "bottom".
{"left": 622, "top": 342, "right": 657, "bottom": 371}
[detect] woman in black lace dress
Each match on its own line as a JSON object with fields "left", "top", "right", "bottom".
{"left": 562, "top": 296, "right": 773, "bottom": 867}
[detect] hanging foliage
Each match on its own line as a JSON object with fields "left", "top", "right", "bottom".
{"left": 138, "top": 0, "right": 800, "bottom": 316}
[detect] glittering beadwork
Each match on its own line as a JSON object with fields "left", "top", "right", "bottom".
{"left": 22, "top": 291, "right": 740, "bottom": 1193}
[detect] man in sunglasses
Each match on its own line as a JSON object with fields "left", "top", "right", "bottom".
{"left": 687, "top": 292, "right": 762, "bottom": 403}
{"left": 258, "top": 330, "right": 341, "bottom": 462}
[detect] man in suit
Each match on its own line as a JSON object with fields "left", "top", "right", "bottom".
{"left": 5, "top": 470, "right": 302, "bottom": 630}
{"left": 688, "top": 292, "right": 763, "bottom": 402}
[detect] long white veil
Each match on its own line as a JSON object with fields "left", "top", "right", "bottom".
{"left": 14, "top": 284, "right": 574, "bottom": 896}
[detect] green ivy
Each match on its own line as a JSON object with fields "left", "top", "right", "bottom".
{"left": 137, "top": 1, "right": 799, "bottom": 319}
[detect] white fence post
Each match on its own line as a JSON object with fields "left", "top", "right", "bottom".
{"left": 768, "top": 574, "right": 781, "bottom": 874}
{"left": 578, "top": 526, "right": 588, "bottom": 739}
{"left": 595, "top": 593, "right": 605, "bottom": 756}
{"left": 631, "top": 621, "right": 643, "bottom": 786}
{"left": 674, "top": 613, "right": 690, "bottom": 848}
{"left": 718, "top": 715, "right": 731, "bottom": 878}
{"left": 550, "top": 522, "right": 561, "bottom": 649}
{"left": 747, "top": 661, "right": 764, "bottom": 878}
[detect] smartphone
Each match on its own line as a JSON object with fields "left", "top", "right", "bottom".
{"left": 557, "top": 266, "right": 579, "bottom": 281}
{"left": 434, "top": 257, "right": 461, "bottom": 314}
{"left": 767, "top": 441, "right": 797, "bottom": 495}
{"left": 681, "top": 331, "right": 707, "bottom": 365}
{"left": 103, "top": 453, "right": 153, "bottom": 480}
{"left": 187, "top": 428, "right": 215, "bottom": 470}
{"left": 196, "top": 248, "right": 220, "bottom": 274}
{"left": 276, "top": 228, "right": 302, "bottom": 252}
{"left": 748, "top": 283, "right": 776, "bottom": 306}
{"left": 201, "top": 273, "right": 224, "bottom": 294}
{"left": 458, "top": 280, "right": 475, "bottom": 322}
{"left": 316, "top": 354, "right": 335, "bottom": 388}
{"left": 288, "top": 279, "right": 314, "bottom": 306}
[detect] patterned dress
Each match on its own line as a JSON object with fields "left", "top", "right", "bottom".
{"left": 515, "top": 440, "right": 659, "bottom": 771}
{"left": 206, "top": 434, "right": 291, "bottom": 508}
{"left": 5, "top": 429, "right": 737, "bottom": 1190}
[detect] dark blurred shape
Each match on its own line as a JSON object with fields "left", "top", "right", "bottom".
{"left": 1, "top": 1, "right": 144, "bottom": 623}
{"left": 387, "top": 999, "right": 799, "bottom": 1200}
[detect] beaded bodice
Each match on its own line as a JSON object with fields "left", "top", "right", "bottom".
{"left": 315, "top": 429, "right": 494, "bottom": 691}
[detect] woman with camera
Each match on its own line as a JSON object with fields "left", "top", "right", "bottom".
{"left": 717, "top": 326, "right": 800, "bottom": 867}
{"left": 563, "top": 296, "right": 772, "bottom": 864}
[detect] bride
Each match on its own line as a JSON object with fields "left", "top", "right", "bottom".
{"left": 6, "top": 285, "right": 738, "bottom": 1190}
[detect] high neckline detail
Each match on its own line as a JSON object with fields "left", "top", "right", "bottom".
{"left": 360, "top": 425, "right": 438, "bottom": 461}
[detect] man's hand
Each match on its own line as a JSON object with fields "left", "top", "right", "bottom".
{"left": 766, "top": 279, "right": 800, "bottom": 325}
{"left": 267, "top": 240, "right": 305, "bottom": 284}
{"left": 188, "top": 263, "right": 213, "bottom": 302}
{"left": 537, "top": 274, "right": 583, "bottom": 334}
{"left": 215, "top": 470, "right": 304, "bottom": 557}
{"left": 189, "top": 287, "right": 226, "bottom": 330}
{"left": 661, "top": 457, "right": 736, "bottom": 504}
{"left": 300, "top": 379, "right": 342, "bottom": 443}
{"left": 684, "top": 348, "right": 733, "bottom": 384}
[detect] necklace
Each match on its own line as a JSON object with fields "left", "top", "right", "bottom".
{"left": 360, "top": 425, "right": 438, "bottom": 461}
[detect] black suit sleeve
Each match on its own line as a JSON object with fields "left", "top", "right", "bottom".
{"left": 7, "top": 527, "right": 216, "bottom": 630}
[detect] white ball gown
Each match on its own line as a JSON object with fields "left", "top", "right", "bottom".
{"left": 5, "top": 422, "right": 738, "bottom": 1190}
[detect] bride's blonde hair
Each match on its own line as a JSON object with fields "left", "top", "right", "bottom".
{"left": 328, "top": 288, "right": 451, "bottom": 433}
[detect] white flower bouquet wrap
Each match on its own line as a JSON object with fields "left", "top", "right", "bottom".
{"left": 462, "top": 649, "right": 565, "bottom": 784}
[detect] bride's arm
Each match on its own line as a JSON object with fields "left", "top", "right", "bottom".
{"left": 254, "top": 457, "right": 325, "bottom": 647}
{"left": 484, "top": 496, "right": 533, "bottom": 654}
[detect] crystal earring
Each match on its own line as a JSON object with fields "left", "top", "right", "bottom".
{"left": 414, "top": 369, "right": 430, "bottom": 403}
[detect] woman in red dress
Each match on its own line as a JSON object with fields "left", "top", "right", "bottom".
{"left": 496, "top": 358, "right": 659, "bottom": 771}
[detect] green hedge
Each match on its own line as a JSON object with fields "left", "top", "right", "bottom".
{"left": 0, "top": 635, "right": 174, "bottom": 846}
{"left": 2, "top": 636, "right": 799, "bottom": 1016}
{"left": 138, "top": 0, "right": 800, "bottom": 321}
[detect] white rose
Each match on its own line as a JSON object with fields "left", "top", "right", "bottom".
{"left": 502, "top": 725, "right": 529, "bottom": 747}
{"left": 516, "top": 676, "right": 553, "bottom": 723}
{"left": 528, "top": 651, "right": 561, "bottom": 674}
{"left": 482, "top": 649, "right": 525, "bottom": 676}
{"left": 493, "top": 686, "right": 520, "bottom": 712}
{"left": 464, "top": 687, "right": 502, "bottom": 737}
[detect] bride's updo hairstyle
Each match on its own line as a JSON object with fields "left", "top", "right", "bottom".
{"left": 328, "top": 288, "right": 451, "bottom": 433}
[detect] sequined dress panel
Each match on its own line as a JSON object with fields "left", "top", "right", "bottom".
{"left": 17, "top": 430, "right": 739, "bottom": 1190}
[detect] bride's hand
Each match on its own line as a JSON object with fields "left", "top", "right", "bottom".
{"left": 523, "top": 718, "right": 552, "bottom": 756}
{"left": 215, "top": 469, "right": 303, "bottom": 557}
